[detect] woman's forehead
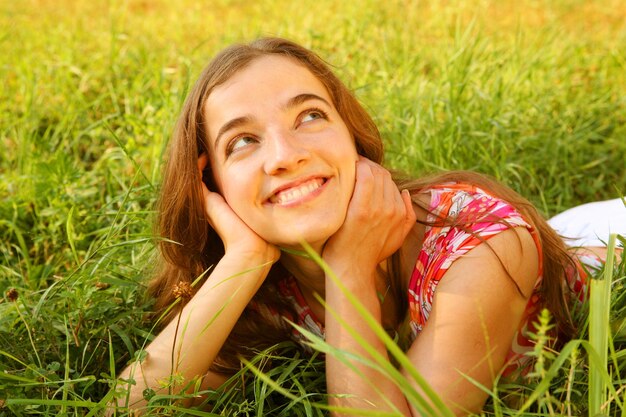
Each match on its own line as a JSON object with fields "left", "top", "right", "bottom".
{"left": 210, "top": 55, "right": 329, "bottom": 103}
{"left": 203, "top": 55, "right": 334, "bottom": 136}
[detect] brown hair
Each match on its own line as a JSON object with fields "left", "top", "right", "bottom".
{"left": 148, "top": 37, "right": 577, "bottom": 374}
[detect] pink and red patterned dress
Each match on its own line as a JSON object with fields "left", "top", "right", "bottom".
{"left": 250, "top": 182, "right": 591, "bottom": 376}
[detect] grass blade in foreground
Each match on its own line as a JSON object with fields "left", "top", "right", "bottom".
{"left": 589, "top": 233, "right": 617, "bottom": 417}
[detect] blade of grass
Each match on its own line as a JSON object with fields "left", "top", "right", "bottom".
{"left": 66, "top": 205, "right": 80, "bottom": 266}
{"left": 589, "top": 233, "right": 617, "bottom": 416}
{"left": 61, "top": 316, "right": 71, "bottom": 415}
{"left": 241, "top": 357, "right": 402, "bottom": 417}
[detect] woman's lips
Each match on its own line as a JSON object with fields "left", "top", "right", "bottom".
{"left": 268, "top": 178, "right": 326, "bottom": 205}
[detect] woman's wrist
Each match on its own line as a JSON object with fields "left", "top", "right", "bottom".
{"left": 196, "top": 250, "right": 275, "bottom": 296}
{"left": 323, "top": 254, "right": 376, "bottom": 277}
{"left": 222, "top": 244, "right": 279, "bottom": 266}
{"left": 324, "top": 261, "right": 378, "bottom": 294}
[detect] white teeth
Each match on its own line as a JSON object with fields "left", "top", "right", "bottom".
{"left": 271, "top": 179, "right": 323, "bottom": 205}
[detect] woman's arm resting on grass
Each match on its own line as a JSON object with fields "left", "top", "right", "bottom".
{"left": 325, "top": 267, "right": 413, "bottom": 416}
{"left": 113, "top": 252, "right": 275, "bottom": 411}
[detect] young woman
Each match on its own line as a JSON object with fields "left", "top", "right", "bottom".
{"left": 115, "top": 37, "right": 624, "bottom": 416}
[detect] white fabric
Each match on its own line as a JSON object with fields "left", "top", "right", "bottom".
{"left": 548, "top": 197, "right": 626, "bottom": 247}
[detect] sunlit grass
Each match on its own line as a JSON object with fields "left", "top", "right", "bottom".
{"left": 1, "top": 0, "right": 625, "bottom": 415}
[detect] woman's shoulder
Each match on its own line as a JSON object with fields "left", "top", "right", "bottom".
{"left": 418, "top": 180, "right": 503, "bottom": 198}
{"left": 416, "top": 180, "right": 530, "bottom": 227}
{"left": 406, "top": 180, "right": 542, "bottom": 330}
{"left": 412, "top": 180, "right": 538, "bottom": 279}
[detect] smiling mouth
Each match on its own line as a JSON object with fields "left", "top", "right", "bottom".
{"left": 269, "top": 178, "right": 326, "bottom": 205}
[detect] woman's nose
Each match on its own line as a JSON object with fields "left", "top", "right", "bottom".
{"left": 263, "top": 130, "right": 310, "bottom": 175}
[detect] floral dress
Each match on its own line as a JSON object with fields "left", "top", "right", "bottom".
{"left": 250, "top": 182, "right": 590, "bottom": 377}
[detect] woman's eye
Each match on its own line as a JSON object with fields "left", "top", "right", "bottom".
{"left": 300, "top": 108, "right": 328, "bottom": 124}
{"left": 228, "top": 136, "right": 256, "bottom": 154}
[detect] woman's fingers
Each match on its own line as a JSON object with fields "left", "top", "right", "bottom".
{"left": 330, "top": 156, "right": 416, "bottom": 264}
{"left": 196, "top": 153, "right": 277, "bottom": 262}
{"left": 358, "top": 156, "right": 409, "bottom": 222}
{"left": 202, "top": 190, "right": 227, "bottom": 233}
{"left": 402, "top": 189, "right": 417, "bottom": 234}
{"left": 197, "top": 153, "right": 224, "bottom": 230}
{"left": 202, "top": 184, "right": 279, "bottom": 262}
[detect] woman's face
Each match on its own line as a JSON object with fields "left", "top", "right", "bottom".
{"left": 204, "top": 55, "right": 358, "bottom": 249}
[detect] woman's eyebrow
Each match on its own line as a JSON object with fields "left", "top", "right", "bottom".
{"left": 284, "top": 93, "right": 331, "bottom": 110}
{"left": 214, "top": 116, "right": 252, "bottom": 150}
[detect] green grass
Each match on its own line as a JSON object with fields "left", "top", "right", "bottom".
{"left": 1, "top": 0, "right": 625, "bottom": 415}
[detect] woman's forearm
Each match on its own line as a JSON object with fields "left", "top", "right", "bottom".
{"left": 116, "top": 252, "right": 273, "bottom": 409}
{"left": 325, "top": 268, "right": 412, "bottom": 417}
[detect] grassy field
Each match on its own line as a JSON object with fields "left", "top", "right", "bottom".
{"left": 1, "top": 0, "right": 625, "bottom": 415}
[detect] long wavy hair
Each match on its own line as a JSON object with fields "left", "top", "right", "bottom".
{"left": 148, "top": 37, "right": 578, "bottom": 374}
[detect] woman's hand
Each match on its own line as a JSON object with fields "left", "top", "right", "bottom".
{"left": 198, "top": 154, "right": 280, "bottom": 264}
{"left": 322, "top": 157, "right": 416, "bottom": 277}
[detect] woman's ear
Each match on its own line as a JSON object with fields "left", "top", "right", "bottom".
{"left": 197, "top": 152, "right": 215, "bottom": 190}
{"left": 197, "top": 152, "right": 209, "bottom": 172}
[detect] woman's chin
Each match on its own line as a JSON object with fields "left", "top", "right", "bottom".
{"left": 274, "top": 236, "right": 327, "bottom": 254}
{"left": 266, "top": 225, "right": 340, "bottom": 254}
